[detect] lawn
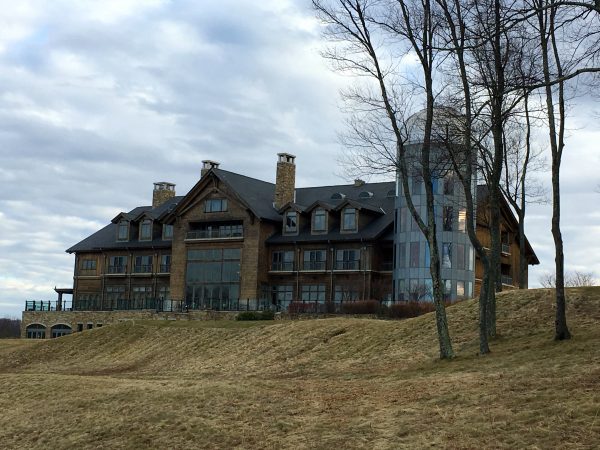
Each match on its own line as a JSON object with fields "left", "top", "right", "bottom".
{"left": 0, "top": 288, "right": 598, "bottom": 449}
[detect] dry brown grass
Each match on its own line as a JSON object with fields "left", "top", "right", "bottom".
{"left": 1, "top": 288, "right": 599, "bottom": 449}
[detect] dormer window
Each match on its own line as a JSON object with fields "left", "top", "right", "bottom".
{"left": 117, "top": 220, "right": 129, "bottom": 241}
{"left": 358, "top": 191, "right": 373, "bottom": 199}
{"left": 342, "top": 208, "right": 357, "bottom": 232}
{"left": 331, "top": 192, "right": 346, "bottom": 200}
{"left": 162, "top": 224, "right": 173, "bottom": 240}
{"left": 284, "top": 211, "right": 298, "bottom": 234}
{"left": 139, "top": 219, "right": 152, "bottom": 241}
{"left": 312, "top": 208, "right": 327, "bottom": 233}
{"left": 205, "top": 198, "right": 228, "bottom": 213}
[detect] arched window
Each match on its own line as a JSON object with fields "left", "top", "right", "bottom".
{"left": 51, "top": 324, "right": 72, "bottom": 339}
{"left": 26, "top": 324, "right": 46, "bottom": 339}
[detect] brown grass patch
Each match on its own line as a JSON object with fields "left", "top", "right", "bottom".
{"left": 0, "top": 288, "right": 599, "bottom": 448}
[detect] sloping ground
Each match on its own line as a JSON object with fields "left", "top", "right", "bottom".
{"left": 0, "top": 288, "right": 599, "bottom": 449}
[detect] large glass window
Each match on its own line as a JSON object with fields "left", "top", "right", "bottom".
{"left": 186, "top": 248, "right": 241, "bottom": 310}
{"left": 205, "top": 198, "right": 228, "bottom": 212}
{"left": 335, "top": 249, "right": 360, "bottom": 270}
{"left": 409, "top": 242, "right": 420, "bottom": 268}
{"left": 342, "top": 208, "right": 357, "bottom": 232}
{"left": 443, "top": 206, "right": 454, "bottom": 231}
{"left": 117, "top": 220, "right": 129, "bottom": 241}
{"left": 284, "top": 211, "right": 298, "bottom": 234}
{"left": 312, "top": 208, "right": 327, "bottom": 232}
{"left": 272, "top": 250, "right": 294, "bottom": 271}
{"left": 303, "top": 249, "right": 326, "bottom": 270}
{"left": 301, "top": 285, "right": 326, "bottom": 302}
{"left": 442, "top": 243, "right": 452, "bottom": 269}
{"left": 187, "top": 222, "right": 243, "bottom": 239}
{"left": 139, "top": 219, "right": 152, "bottom": 241}
{"left": 108, "top": 256, "right": 127, "bottom": 274}
{"left": 105, "top": 285, "right": 126, "bottom": 309}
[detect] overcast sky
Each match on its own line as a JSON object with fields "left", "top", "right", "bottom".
{"left": 0, "top": 0, "right": 598, "bottom": 317}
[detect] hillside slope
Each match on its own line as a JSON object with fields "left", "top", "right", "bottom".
{"left": 0, "top": 288, "right": 599, "bottom": 449}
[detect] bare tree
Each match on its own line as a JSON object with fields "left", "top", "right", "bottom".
{"left": 539, "top": 270, "right": 597, "bottom": 287}
{"left": 313, "top": 0, "right": 455, "bottom": 358}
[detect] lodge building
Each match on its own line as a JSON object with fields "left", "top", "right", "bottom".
{"left": 21, "top": 153, "right": 538, "bottom": 338}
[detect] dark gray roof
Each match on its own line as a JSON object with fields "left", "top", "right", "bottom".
{"left": 66, "top": 196, "right": 182, "bottom": 253}
{"left": 267, "top": 181, "right": 396, "bottom": 244}
{"left": 213, "top": 169, "right": 280, "bottom": 221}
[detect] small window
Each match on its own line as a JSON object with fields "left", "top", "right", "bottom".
{"left": 312, "top": 208, "right": 327, "bottom": 233}
{"left": 205, "top": 198, "right": 228, "bottom": 213}
{"left": 162, "top": 224, "right": 173, "bottom": 240}
{"left": 96, "top": 323, "right": 103, "bottom": 328}
{"left": 87, "top": 323, "right": 93, "bottom": 330}
{"left": 458, "top": 209, "right": 467, "bottom": 233}
{"left": 160, "top": 254, "right": 171, "bottom": 273}
{"left": 342, "top": 208, "right": 357, "bottom": 232}
{"left": 139, "top": 219, "right": 152, "bottom": 241}
{"left": 117, "top": 220, "right": 129, "bottom": 241}
{"left": 358, "top": 191, "right": 373, "bottom": 199}
{"left": 77, "top": 323, "right": 84, "bottom": 332}
{"left": 284, "top": 211, "right": 298, "bottom": 234}
{"left": 81, "top": 259, "right": 96, "bottom": 270}
{"left": 330, "top": 193, "right": 346, "bottom": 200}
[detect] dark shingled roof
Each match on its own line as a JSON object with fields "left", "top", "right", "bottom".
{"left": 266, "top": 181, "right": 396, "bottom": 244}
{"left": 66, "top": 196, "right": 182, "bottom": 253}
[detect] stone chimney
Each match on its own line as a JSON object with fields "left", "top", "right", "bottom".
{"left": 201, "top": 160, "right": 220, "bottom": 178}
{"left": 152, "top": 182, "right": 176, "bottom": 208}
{"left": 274, "top": 153, "right": 296, "bottom": 209}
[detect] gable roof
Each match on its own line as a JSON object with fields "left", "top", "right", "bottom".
{"left": 66, "top": 196, "right": 182, "bottom": 253}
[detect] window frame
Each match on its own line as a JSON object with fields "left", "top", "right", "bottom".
{"left": 204, "top": 198, "right": 228, "bottom": 213}
{"left": 162, "top": 224, "right": 174, "bottom": 240}
{"left": 117, "top": 220, "right": 129, "bottom": 242}
{"left": 139, "top": 219, "right": 153, "bottom": 241}
{"left": 312, "top": 208, "right": 327, "bottom": 233}
{"left": 284, "top": 211, "right": 298, "bottom": 235}
{"left": 341, "top": 208, "right": 357, "bottom": 232}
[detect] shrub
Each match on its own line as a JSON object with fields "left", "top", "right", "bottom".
{"left": 236, "top": 310, "right": 275, "bottom": 321}
{"left": 384, "top": 301, "right": 436, "bottom": 319}
{"left": 0, "top": 318, "right": 21, "bottom": 338}
{"left": 340, "top": 300, "right": 380, "bottom": 315}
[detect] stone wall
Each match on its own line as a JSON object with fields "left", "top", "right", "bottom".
{"left": 21, "top": 310, "right": 239, "bottom": 339}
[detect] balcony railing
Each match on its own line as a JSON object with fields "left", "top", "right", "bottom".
{"left": 302, "top": 261, "right": 326, "bottom": 271}
{"left": 186, "top": 229, "right": 243, "bottom": 240}
{"left": 271, "top": 262, "right": 294, "bottom": 271}
{"left": 335, "top": 261, "right": 360, "bottom": 270}
{"left": 25, "top": 300, "right": 73, "bottom": 312}
{"left": 159, "top": 264, "right": 171, "bottom": 273}
{"left": 107, "top": 265, "right": 126, "bottom": 274}
{"left": 133, "top": 265, "right": 152, "bottom": 273}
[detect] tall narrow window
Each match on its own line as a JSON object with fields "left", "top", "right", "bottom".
{"left": 312, "top": 208, "right": 327, "bottom": 232}
{"left": 342, "top": 208, "right": 357, "bottom": 232}
{"left": 284, "top": 211, "right": 298, "bottom": 234}
{"left": 458, "top": 209, "right": 467, "bottom": 233}
{"left": 456, "top": 281, "right": 465, "bottom": 298}
{"left": 399, "top": 208, "right": 407, "bottom": 232}
{"left": 139, "top": 219, "right": 152, "bottom": 241}
{"left": 409, "top": 242, "right": 420, "bottom": 268}
{"left": 456, "top": 244, "right": 465, "bottom": 270}
{"left": 162, "top": 224, "right": 173, "bottom": 240}
{"left": 443, "top": 206, "right": 454, "bottom": 231}
{"left": 117, "top": 220, "right": 129, "bottom": 241}
{"left": 160, "top": 254, "right": 171, "bottom": 273}
{"left": 442, "top": 243, "right": 452, "bottom": 268}
{"left": 397, "top": 243, "right": 406, "bottom": 268}
{"left": 443, "top": 174, "right": 455, "bottom": 195}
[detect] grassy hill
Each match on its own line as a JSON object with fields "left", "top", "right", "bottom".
{"left": 1, "top": 288, "right": 599, "bottom": 449}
